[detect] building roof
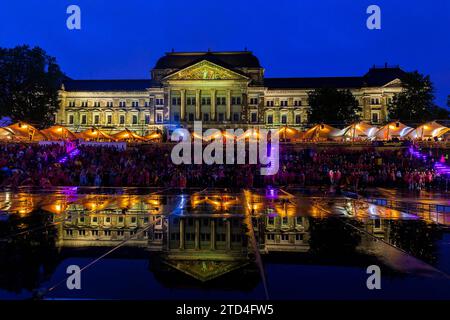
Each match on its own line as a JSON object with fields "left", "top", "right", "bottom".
{"left": 153, "top": 51, "right": 261, "bottom": 69}
{"left": 63, "top": 79, "right": 154, "bottom": 92}
{"left": 62, "top": 63, "right": 405, "bottom": 91}
{"left": 265, "top": 67, "right": 405, "bottom": 89}
{"left": 264, "top": 77, "right": 365, "bottom": 89}
{"left": 363, "top": 66, "right": 406, "bottom": 86}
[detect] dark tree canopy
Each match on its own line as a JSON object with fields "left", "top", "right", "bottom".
{"left": 307, "top": 88, "right": 361, "bottom": 125}
{"left": 0, "top": 45, "right": 65, "bottom": 127}
{"left": 388, "top": 71, "right": 447, "bottom": 123}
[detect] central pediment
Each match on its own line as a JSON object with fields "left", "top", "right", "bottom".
{"left": 164, "top": 60, "right": 248, "bottom": 81}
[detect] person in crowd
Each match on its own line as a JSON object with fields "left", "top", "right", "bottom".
{"left": 0, "top": 143, "right": 448, "bottom": 193}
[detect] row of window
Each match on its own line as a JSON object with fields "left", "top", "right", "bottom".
{"left": 68, "top": 112, "right": 164, "bottom": 125}
{"left": 68, "top": 97, "right": 392, "bottom": 108}
{"left": 174, "top": 96, "right": 242, "bottom": 106}
{"left": 68, "top": 101, "right": 151, "bottom": 108}
{"left": 170, "top": 232, "right": 242, "bottom": 242}
{"left": 68, "top": 96, "right": 246, "bottom": 108}
{"left": 65, "top": 229, "right": 145, "bottom": 237}
{"left": 76, "top": 216, "right": 147, "bottom": 224}
{"left": 266, "top": 100, "right": 303, "bottom": 107}
{"left": 267, "top": 216, "right": 304, "bottom": 225}
{"left": 266, "top": 233, "right": 304, "bottom": 241}
{"left": 267, "top": 114, "right": 303, "bottom": 124}
{"left": 68, "top": 112, "right": 304, "bottom": 125}
{"left": 370, "top": 97, "right": 392, "bottom": 105}
{"left": 183, "top": 112, "right": 240, "bottom": 122}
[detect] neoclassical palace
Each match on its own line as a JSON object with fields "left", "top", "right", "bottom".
{"left": 56, "top": 50, "right": 405, "bottom": 134}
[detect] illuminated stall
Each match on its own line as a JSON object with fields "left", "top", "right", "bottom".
{"left": 301, "top": 124, "right": 340, "bottom": 141}
{"left": 0, "top": 122, "right": 47, "bottom": 142}
{"left": 76, "top": 127, "right": 116, "bottom": 141}
{"left": 41, "top": 125, "right": 77, "bottom": 140}
{"left": 406, "top": 121, "right": 449, "bottom": 141}
{"left": 275, "top": 127, "right": 302, "bottom": 142}
{"left": 332, "top": 122, "right": 378, "bottom": 141}
{"left": 373, "top": 121, "right": 413, "bottom": 140}
{"left": 113, "top": 129, "right": 147, "bottom": 142}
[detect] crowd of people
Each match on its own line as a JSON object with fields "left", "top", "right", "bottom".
{"left": 0, "top": 142, "right": 448, "bottom": 193}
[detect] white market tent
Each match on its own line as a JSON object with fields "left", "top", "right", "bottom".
{"left": 331, "top": 122, "right": 379, "bottom": 141}
{"left": 301, "top": 124, "right": 340, "bottom": 141}
{"left": 0, "top": 122, "right": 47, "bottom": 142}
{"left": 373, "top": 121, "right": 414, "bottom": 140}
{"left": 406, "top": 121, "right": 450, "bottom": 140}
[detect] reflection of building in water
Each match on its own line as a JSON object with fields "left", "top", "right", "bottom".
{"left": 54, "top": 195, "right": 168, "bottom": 247}
{"left": 261, "top": 215, "right": 310, "bottom": 253}
{"left": 151, "top": 215, "right": 250, "bottom": 281}
{"left": 56, "top": 210, "right": 159, "bottom": 248}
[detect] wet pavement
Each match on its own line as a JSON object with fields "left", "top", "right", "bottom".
{"left": 0, "top": 187, "right": 449, "bottom": 300}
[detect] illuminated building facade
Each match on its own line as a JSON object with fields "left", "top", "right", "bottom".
{"left": 56, "top": 51, "right": 406, "bottom": 134}
{"left": 56, "top": 51, "right": 403, "bottom": 134}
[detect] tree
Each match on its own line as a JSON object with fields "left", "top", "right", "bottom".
{"left": 0, "top": 45, "right": 65, "bottom": 127}
{"left": 429, "top": 105, "right": 449, "bottom": 120}
{"left": 387, "top": 71, "right": 439, "bottom": 123}
{"left": 307, "top": 88, "right": 361, "bottom": 125}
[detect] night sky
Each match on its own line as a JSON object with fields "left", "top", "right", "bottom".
{"left": 1, "top": 0, "right": 449, "bottom": 107}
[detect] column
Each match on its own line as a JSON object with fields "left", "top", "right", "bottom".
{"left": 210, "top": 89, "right": 216, "bottom": 121}
{"left": 210, "top": 219, "right": 216, "bottom": 250}
{"left": 180, "top": 89, "right": 186, "bottom": 121}
{"left": 59, "top": 96, "right": 66, "bottom": 125}
{"left": 166, "top": 217, "right": 170, "bottom": 250}
{"left": 195, "top": 219, "right": 200, "bottom": 250}
{"left": 179, "top": 218, "right": 185, "bottom": 250}
{"left": 167, "top": 89, "right": 172, "bottom": 123}
{"left": 195, "top": 89, "right": 201, "bottom": 120}
{"left": 113, "top": 109, "right": 119, "bottom": 126}
{"left": 226, "top": 90, "right": 231, "bottom": 121}
{"left": 226, "top": 220, "right": 231, "bottom": 250}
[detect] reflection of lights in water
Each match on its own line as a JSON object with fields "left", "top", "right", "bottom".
{"left": 265, "top": 187, "right": 278, "bottom": 199}
{"left": 368, "top": 204, "right": 378, "bottom": 216}
{"left": 178, "top": 195, "right": 186, "bottom": 209}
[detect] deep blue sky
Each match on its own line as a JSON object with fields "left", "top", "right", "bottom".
{"left": 1, "top": 0, "right": 449, "bottom": 107}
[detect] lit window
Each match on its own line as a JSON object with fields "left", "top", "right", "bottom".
{"left": 156, "top": 112, "right": 163, "bottom": 123}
